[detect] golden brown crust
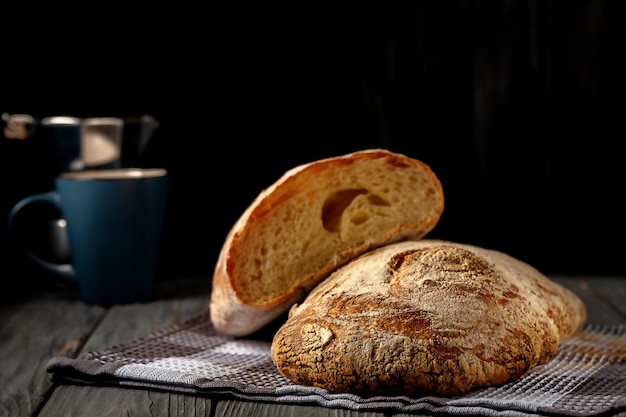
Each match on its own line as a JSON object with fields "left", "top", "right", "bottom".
{"left": 210, "top": 149, "right": 444, "bottom": 337}
{"left": 270, "top": 240, "right": 587, "bottom": 396}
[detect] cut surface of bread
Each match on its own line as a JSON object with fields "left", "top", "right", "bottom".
{"left": 210, "top": 149, "right": 444, "bottom": 336}
{"left": 271, "top": 240, "right": 587, "bottom": 396}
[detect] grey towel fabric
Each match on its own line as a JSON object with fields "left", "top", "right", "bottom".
{"left": 46, "top": 311, "right": 626, "bottom": 416}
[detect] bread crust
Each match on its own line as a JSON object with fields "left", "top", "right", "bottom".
{"left": 270, "top": 240, "right": 587, "bottom": 396}
{"left": 210, "top": 149, "right": 444, "bottom": 336}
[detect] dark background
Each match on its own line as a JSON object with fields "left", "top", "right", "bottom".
{"left": 2, "top": 1, "right": 625, "bottom": 295}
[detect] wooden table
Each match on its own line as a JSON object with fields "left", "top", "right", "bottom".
{"left": 1, "top": 274, "right": 625, "bottom": 417}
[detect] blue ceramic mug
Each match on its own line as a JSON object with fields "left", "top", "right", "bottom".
{"left": 8, "top": 168, "right": 169, "bottom": 305}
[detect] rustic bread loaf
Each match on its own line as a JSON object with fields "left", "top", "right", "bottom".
{"left": 270, "top": 239, "right": 587, "bottom": 396}
{"left": 210, "top": 149, "right": 444, "bottom": 337}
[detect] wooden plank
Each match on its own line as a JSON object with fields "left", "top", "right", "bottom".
{"left": 215, "top": 399, "right": 392, "bottom": 417}
{"left": 40, "top": 385, "right": 213, "bottom": 417}
{"left": 0, "top": 290, "right": 105, "bottom": 417}
{"left": 80, "top": 279, "right": 210, "bottom": 352}
{"left": 39, "top": 278, "right": 212, "bottom": 417}
{"left": 551, "top": 275, "right": 626, "bottom": 325}
{"left": 580, "top": 275, "right": 626, "bottom": 318}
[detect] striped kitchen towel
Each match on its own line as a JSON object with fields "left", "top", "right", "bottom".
{"left": 46, "top": 311, "right": 626, "bottom": 416}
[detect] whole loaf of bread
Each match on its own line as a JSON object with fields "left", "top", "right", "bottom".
{"left": 271, "top": 239, "right": 587, "bottom": 396}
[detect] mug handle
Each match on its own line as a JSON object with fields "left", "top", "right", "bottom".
{"left": 7, "top": 191, "right": 75, "bottom": 280}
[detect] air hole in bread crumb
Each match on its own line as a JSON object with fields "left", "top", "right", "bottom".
{"left": 350, "top": 212, "right": 370, "bottom": 225}
{"left": 367, "top": 194, "right": 390, "bottom": 206}
{"left": 322, "top": 189, "right": 367, "bottom": 232}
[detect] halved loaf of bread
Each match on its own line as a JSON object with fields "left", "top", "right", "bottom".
{"left": 210, "top": 149, "right": 444, "bottom": 336}
{"left": 271, "top": 240, "right": 587, "bottom": 396}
